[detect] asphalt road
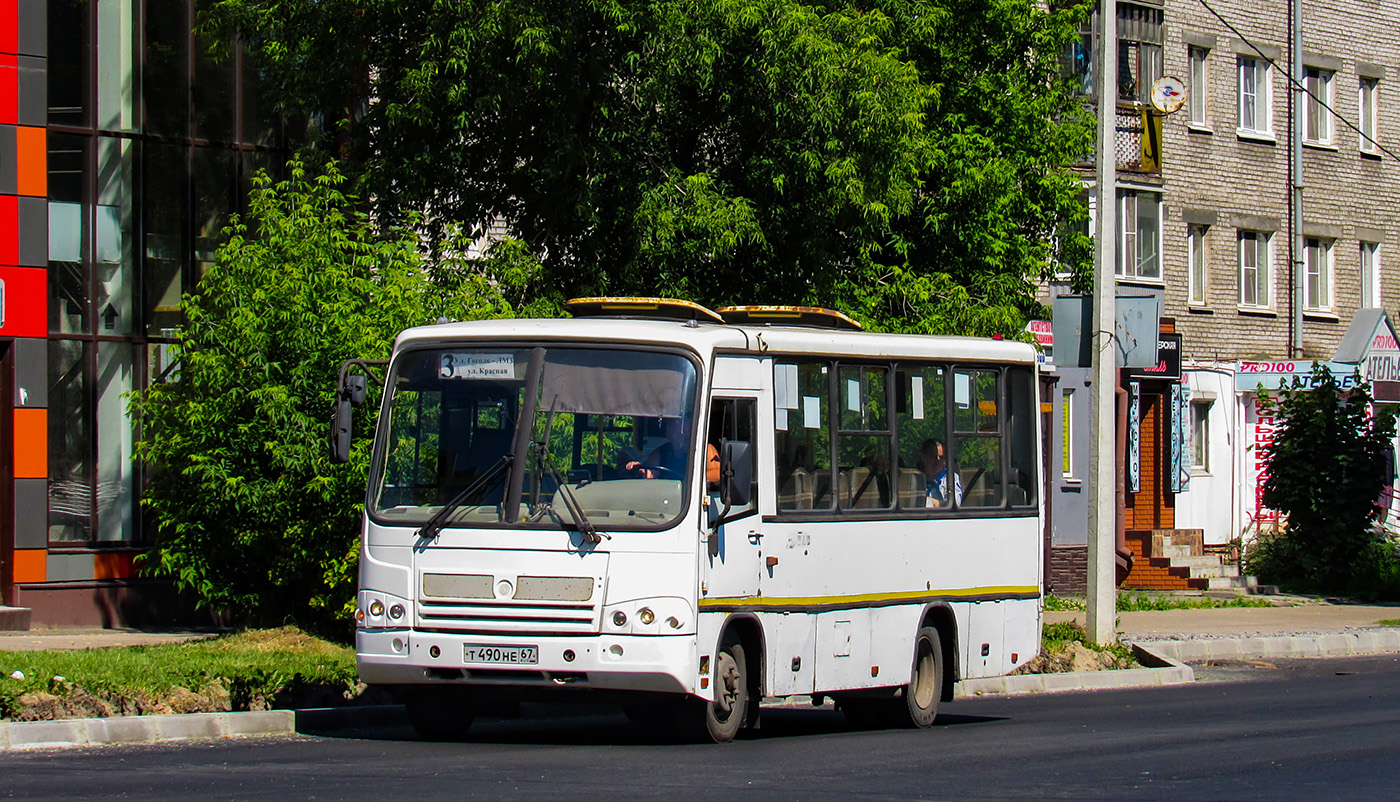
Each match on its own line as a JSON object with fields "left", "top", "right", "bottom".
{"left": 4, "top": 654, "right": 1399, "bottom": 802}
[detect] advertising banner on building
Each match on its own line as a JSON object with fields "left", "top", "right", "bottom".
{"left": 1128, "top": 382, "right": 1141, "bottom": 493}
{"left": 1244, "top": 393, "right": 1281, "bottom": 529}
{"left": 1171, "top": 384, "right": 1190, "bottom": 494}
{"left": 1233, "top": 361, "right": 1360, "bottom": 393}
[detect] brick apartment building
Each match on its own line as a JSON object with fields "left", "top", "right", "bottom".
{"left": 1044, "top": 0, "right": 1400, "bottom": 593}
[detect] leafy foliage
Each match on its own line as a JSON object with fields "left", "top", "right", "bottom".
{"left": 206, "top": 0, "right": 1093, "bottom": 336}
{"left": 130, "top": 158, "right": 535, "bottom": 631}
{"left": 1251, "top": 365, "right": 1399, "bottom": 596}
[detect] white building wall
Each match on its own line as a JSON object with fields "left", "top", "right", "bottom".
{"left": 1175, "top": 365, "right": 1238, "bottom": 546}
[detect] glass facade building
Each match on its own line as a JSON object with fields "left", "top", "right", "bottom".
{"left": 1, "top": 0, "right": 287, "bottom": 624}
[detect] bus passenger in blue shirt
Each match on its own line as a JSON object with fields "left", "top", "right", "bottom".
{"left": 919, "top": 438, "right": 962, "bottom": 508}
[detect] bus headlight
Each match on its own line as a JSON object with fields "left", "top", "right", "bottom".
{"left": 602, "top": 598, "right": 693, "bottom": 634}
{"left": 356, "top": 591, "right": 411, "bottom": 630}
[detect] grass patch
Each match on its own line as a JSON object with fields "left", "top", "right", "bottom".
{"left": 1116, "top": 592, "right": 1276, "bottom": 612}
{"left": 1046, "top": 593, "right": 1276, "bottom": 613}
{"left": 1043, "top": 595, "right": 1086, "bottom": 612}
{"left": 1016, "top": 621, "right": 1137, "bottom": 674}
{"left": 1376, "top": 619, "right": 1400, "bottom": 627}
{"left": 0, "top": 627, "right": 360, "bottom": 721}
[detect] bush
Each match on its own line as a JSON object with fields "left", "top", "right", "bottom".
{"left": 130, "top": 156, "right": 539, "bottom": 633}
{"left": 1251, "top": 364, "right": 1399, "bottom": 598}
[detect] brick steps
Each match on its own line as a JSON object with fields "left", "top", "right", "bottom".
{"left": 1122, "top": 529, "right": 1265, "bottom": 593}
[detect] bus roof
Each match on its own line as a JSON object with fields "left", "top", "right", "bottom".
{"left": 396, "top": 317, "right": 1036, "bottom": 364}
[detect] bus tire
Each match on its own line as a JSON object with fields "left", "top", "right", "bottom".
{"left": 678, "top": 636, "right": 748, "bottom": 743}
{"left": 838, "top": 626, "right": 942, "bottom": 729}
{"left": 902, "top": 626, "right": 943, "bottom": 728}
{"left": 405, "top": 686, "right": 475, "bottom": 741}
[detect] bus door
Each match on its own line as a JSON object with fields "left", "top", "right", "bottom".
{"left": 702, "top": 395, "right": 761, "bottom": 601}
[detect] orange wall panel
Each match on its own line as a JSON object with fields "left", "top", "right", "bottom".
{"left": 13, "top": 406, "right": 44, "bottom": 478}
{"left": 15, "top": 125, "right": 44, "bottom": 196}
{"left": 12, "top": 549, "right": 45, "bottom": 583}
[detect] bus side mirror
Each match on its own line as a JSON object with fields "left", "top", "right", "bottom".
{"left": 331, "top": 398, "right": 353, "bottom": 463}
{"left": 721, "top": 440, "right": 752, "bottom": 507}
{"left": 330, "top": 374, "right": 369, "bottom": 464}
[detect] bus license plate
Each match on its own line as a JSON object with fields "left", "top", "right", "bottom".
{"left": 463, "top": 644, "right": 539, "bottom": 665}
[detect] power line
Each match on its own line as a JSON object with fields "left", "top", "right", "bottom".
{"left": 1194, "top": 0, "right": 1400, "bottom": 163}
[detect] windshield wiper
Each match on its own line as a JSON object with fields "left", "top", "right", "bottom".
{"left": 416, "top": 454, "right": 513, "bottom": 540}
{"left": 529, "top": 397, "right": 603, "bottom": 544}
{"left": 532, "top": 448, "right": 604, "bottom": 544}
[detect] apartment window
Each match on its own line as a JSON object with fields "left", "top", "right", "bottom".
{"left": 1304, "top": 68, "right": 1334, "bottom": 144}
{"left": 1190, "top": 400, "right": 1212, "bottom": 472}
{"left": 1238, "top": 230, "right": 1271, "bottom": 308}
{"left": 1361, "top": 241, "right": 1382, "bottom": 308}
{"left": 1360, "top": 78, "right": 1380, "bottom": 154}
{"left": 1188, "top": 47, "right": 1209, "bottom": 125}
{"left": 1117, "top": 3, "right": 1164, "bottom": 103}
{"left": 1117, "top": 190, "right": 1161, "bottom": 280}
{"left": 1188, "top": 225, "right": 1209, "bottom": 305}
{"left": 1062, "top": 15, "right": 1094, "bottom": 98}
{"left": 1304, "top": 238, "right": 1333, "bottom": 311}
{"left": 1238, "top": 57, "right": 1272, "bottom": 135}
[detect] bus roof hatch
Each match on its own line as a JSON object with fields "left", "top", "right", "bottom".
{"left": 565, "top": 296, "right": 725, "bottom": 324}
{"left": 715, "top": 305, "right": 863, "bottom": 331}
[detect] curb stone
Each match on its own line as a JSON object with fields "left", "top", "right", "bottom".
{"left": 952, "top": 641, "right": 1194, "bottom": 698}
{"left": 1129, "top": 629, "right": 1400, "bottom": 663}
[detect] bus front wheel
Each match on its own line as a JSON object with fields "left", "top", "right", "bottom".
{"left": 678, "top": 636, "right": 749, "bottom": 743}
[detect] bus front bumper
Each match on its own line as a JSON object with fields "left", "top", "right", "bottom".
{"left": 356, "top": 630, "right": 699, "bottom": 696}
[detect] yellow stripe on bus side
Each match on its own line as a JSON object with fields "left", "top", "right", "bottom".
{"left": 697, "top": 586, "right": 1040, "bottom": 610}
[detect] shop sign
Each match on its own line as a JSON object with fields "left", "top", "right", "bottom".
{"left": 1027, "top": 319, "right": 1054, "bottom": 365}
{"left": 1125, "top": 334, "right": 1182, "bottom": 381}
{"left": 1364, "top": 331, "right": 1400, "bottom": 383}
{"left": 1233, "top": 360, "right": 1359, "bottom": 392}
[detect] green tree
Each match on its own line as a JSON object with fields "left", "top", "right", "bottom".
{"left": 1254, "top": 365, "right": 1399, "bottom": 595}
{"left": 207, "top": 0, "right": 1092, "bottom": 336}
{"left": 130, "top": 157, "right": 537, "bottom": 632}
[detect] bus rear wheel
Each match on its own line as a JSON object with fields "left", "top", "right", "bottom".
{"left": 902, "top": 626, "right": 943, "bottom": 728}
{"left": 838, "top": 626, "right": 942, "bottom": 729}
{"left": 404, "top": 686, "right": 475, "bottom": 741}
{"left": 677, "top": 636, "right": 749, "bottom": 743}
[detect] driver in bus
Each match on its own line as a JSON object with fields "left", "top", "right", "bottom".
{"left": 918, "top": 438, "right": 962, "bottom": 508}
{"left": 624, "top": 417, "right": 689, "bottom": 478}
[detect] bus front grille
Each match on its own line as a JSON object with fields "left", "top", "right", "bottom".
{"left": 415, "top": 599, "right": 599, "bottom": 634}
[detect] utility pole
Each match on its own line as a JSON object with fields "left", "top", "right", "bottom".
{"left": 1086, "top": 0, "right": 1118, "bottom": 646}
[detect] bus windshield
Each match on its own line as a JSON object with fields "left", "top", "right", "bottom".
{"left": 371, "top": 345, "right": 699, "bottom": 532}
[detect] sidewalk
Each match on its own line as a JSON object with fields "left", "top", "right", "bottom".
{"left": 0, "top": 628, "right": 220, "bottom": 652}
{"left": 4, "top": 601, "right": 1400, "bottom": 750}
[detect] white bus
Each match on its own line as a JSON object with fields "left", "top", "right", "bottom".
{"left": 339, "top": 299, "right": 1044, "bottom": 742}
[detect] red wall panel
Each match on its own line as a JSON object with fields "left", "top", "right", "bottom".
{"left": 0, "top": 264, "right": 45, "bottom": 337}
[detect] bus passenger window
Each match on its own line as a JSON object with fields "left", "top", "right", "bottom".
{"left": 954, "top": 369, "right": 1004, "bottom": 508}
{"left": 774, "top": 362, "right": 831, "bottom": 511}
{"left": 895, "top": 365, "right": 948, "bottom": 510}
{"left": 1007, "top": 368, "right": 1038, "bottom": 506}
{"left": 838, "top": 366, "right": 893, "bottom": 510}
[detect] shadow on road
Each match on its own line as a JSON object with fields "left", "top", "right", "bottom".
{"left": 302, "top": 704, "right": 1009, "bottom": 747}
